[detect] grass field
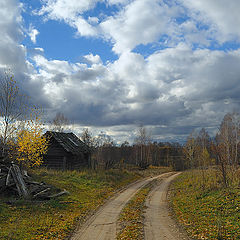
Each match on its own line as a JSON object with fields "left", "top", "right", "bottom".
{"left": 117, "top": 181, "right": 156, "bottom": 240}
{"left": 0, "top": 166, "right": 170, "bottom": 240}
{"left": 170, "top": 169, "right": 240, "bottom": 240}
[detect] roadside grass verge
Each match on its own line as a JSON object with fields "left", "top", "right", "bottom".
{"left": 170, "top": 169, "right": 240, "bottom": 240}
{"left": 134, "top": 165, "right": 172, "bottom": 178}
{"left": 0, "top": 166, "right": 170, "bottom": 240}
{"left": 117, "top": 180, "right": 156, "bottom": 240}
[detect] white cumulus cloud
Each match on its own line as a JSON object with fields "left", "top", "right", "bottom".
{"left": 29, "top": 26, "right": 39, "bottom": 43}
{"left": 181, "top": 0, "right": 240, "bottom": 42}
{"left": 39, "top": 0, "right": 101, "bottom": 37}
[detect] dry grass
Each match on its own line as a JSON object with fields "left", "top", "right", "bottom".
{"left": 117, "top": 181, "right": 155, "bottom": 240}
{"left": 0, "top": 166, "right": 170, "bottom": 240}
{"left": 170, "top": 169, "right": 240, "bottom": 240}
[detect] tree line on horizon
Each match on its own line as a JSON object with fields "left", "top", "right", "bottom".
{"left": 49, "top": 113, "right": 185, "bottom": 170}
{"left": 78, "top": 126, "right": 184, "bottom": 170}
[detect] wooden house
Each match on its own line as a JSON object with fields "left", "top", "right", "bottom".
{"left": 42, "top": 131, "right": 90, "bottom": 170}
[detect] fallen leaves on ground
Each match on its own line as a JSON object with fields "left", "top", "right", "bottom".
{"left": 117, "top": 181, "right": 155, "bottom": 240}
{"left": 170, "top": 169, "right": 240, "bottom": 240}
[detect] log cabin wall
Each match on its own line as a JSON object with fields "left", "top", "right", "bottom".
{"left": 42, "top": 137, "right": 70, "bottom": 169}
{"left": 42, "top": 132, "right": 90, "bottom": 170}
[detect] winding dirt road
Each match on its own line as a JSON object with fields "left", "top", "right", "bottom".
{"left": 144, "top": 173, "right": 189, "bottom": 240}
{"left": 71, "top": 172, "right": 188, "bottom": 240}
{"left": 71, "top": 172, "right": 172, "bottom": 240}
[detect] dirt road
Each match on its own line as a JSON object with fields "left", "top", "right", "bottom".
{"left": 71, "top": 172, "right": 173, "bottom": 240}
{"left": 144, "top": 173, "right": 189, "bottom": 240}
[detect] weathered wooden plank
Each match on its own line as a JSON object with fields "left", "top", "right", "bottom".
{"left": 6, "top": 167, "right": 13, "bottom": 186}
{"left": 33, "top": 188, "right": 50, "bottom": 198}
{"left": 25, "top": 180, "right": 44, "bottom": 185}
{"left": 0, "top": 175, "right": 6, "bottom": 188}
{"left": 10, "top": 164, "right": 30, "bottom": 199}
{"left": 48, "top": 189, "right": 69, "bottom": 198}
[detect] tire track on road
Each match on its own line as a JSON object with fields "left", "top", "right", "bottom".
{"left": 144, "top": 173, "right": 190, "bottom": 240}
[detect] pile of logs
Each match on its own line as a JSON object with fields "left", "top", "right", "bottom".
{"left": 0, "top": 163, "right": 68, "bottom": 200}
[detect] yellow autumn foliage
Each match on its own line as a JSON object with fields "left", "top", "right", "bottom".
{"left": 12, "top": 108, "right": 49, "bottom": 167}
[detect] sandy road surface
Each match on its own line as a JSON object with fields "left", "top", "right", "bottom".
{"left": 71, "top": 172, "right": 174, "bottom": 240}
{"left": 144, "top": 173, "right": 190, "bottom": 240}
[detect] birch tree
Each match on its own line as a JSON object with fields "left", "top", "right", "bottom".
{"left": 0, "top": 72, "right": 27, "bottom": 157}
{"left": 183, "top": 131, "right": 197, "bottom": 169}
{"left": 215, "top": 113, "right": 240, "bottom": 186}
{"left": 51, "top": 112, "right": 69, "bottom": 132}
{"left": 134, "top": 125, "right": 152, "bottom": 169}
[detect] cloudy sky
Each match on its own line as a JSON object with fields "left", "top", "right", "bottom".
{"left": 1, "top": 0, "right": 240, "bottom": 143}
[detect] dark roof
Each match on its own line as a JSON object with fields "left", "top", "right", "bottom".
{"left": 45, "top": 131, "right": 90, "bottom": 155}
